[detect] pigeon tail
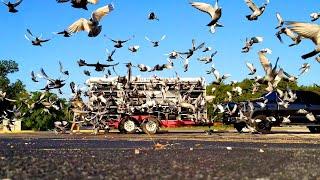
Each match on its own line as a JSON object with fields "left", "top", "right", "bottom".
{"left": 9, "top": 8, "right": 18, "bottom": 13}
{"left": 301, "top": 50, "right": 319, "bottom": 59}
{"left": 207, "top": 19, "right": 218, "bottom": 26}
{"left": 275, "top": 25, "right": 282, "bottom": 29}
{"left": 246, "top": 15, "right": 252, "bottom": 20}
{"left": 216, "top": 23, "right": 224, "bottom": 27}
{"left": 288, "top": 43, "right": 298, "bottom": 47}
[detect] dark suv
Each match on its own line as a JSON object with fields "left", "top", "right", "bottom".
{"left": 223, "top": 90, "right": 320, "bottom": 133}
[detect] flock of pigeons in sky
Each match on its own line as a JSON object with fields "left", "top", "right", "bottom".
{"left": 1, "top": 0, "right": 320, "bottom": 130}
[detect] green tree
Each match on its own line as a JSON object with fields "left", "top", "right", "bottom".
{"left": 206, "top": 79, "right": 320, "bottom": 121}
{"left": 0, "top": 60, "right": 26, "bottom": 119}
{"left": 21, "top": 92, "right": 71, "bottom": 131}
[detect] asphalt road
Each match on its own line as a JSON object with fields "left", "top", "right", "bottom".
{"left": 1, "top": 127, "right": 320, "bottom": 179}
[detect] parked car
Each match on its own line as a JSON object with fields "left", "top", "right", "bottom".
{"left": 223, "top": 90, "right": 320, "bottom": 133}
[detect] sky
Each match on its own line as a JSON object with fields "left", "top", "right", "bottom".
{"left": 1, "top": 0, "right": 319, "bottom": 97}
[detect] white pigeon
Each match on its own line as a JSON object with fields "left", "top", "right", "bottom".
{"left": 232, "top": 86, "right": 243, "bottom": 96}
{"left": 259, "top": 149, "right": 265, "bottom": 153}
{"left": 165, "top": 51, "right": 180, "bottom": 59}
{"left": 190, "top": 0, "right": 223, "bottom": 33}
{"left": 306, "top": 113, "right": 316, "bottom": 122}
{"left": 297, "top": 109, "right": 308, "bottom": 114}
{"left": 226, "top": 104, "right": 237, "bottom": 115}
{"left": 217, "top": 104, "right": 225, "bottom": 113}
{"left": 282, "top": 115, "right": 291, "bottom": 123}
{"left": 244, "top": 0, "right": 269, "bottom": 21}
{"left": 275, "top": 12, "right": 284, "bottom": 29}
{"left": 198, "top": 51, "right": 217, "bottom": 64}
{"left": 183, "top": 58, "right": 189, "bottom": 72}
{"left": 226, "top": 91, "right": 232, "bottom": 101}
{"left": 203, "top": 46, "right": 212, "bottom": 52}
{"left": 246, "top": 62, "right": 257, "bottom": 75}
{"left": 310, "top": 12, "right": 320, "bottom": 22}
{"left": 137, "top": 64, "right": 151, "bottom": 72}
{"left": 276, "top": 13, "right": 284, "bottom": 29}
{"left": 287, "top": 22, "right": 320, "bottom": 59}
{"left": 267, "top": 116, "right": 277, "bottom": 122}
{"left": 68, "top": 4, "right": 114, "bottom": 37}
{"left": 299, "top": 63, "right": 311, "bottom": 76}
{"left": 316, "top": 56, "right": 320, "bottom": 63}
{"left": 212, "top": 68, "right": 231, "bottom": 84}
{"left": 257, "top": 99, "right": 268, "bottom": 108}
{"left": 276, "top": 89, "right": 284, "bottom": 98}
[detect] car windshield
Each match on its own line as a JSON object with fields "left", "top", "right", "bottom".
{"left": 296, "top": 91, "right": 320, "bottom": 104}
{"left": 262, "top": 91, "right": 278, "bottom": 102}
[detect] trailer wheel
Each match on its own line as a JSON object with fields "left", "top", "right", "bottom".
{"left": 142, "top": 118, "right": 159, "bottom": 134}
{"left": 119, "top": 117, "right": 137, "bottom": 134}
{"left": 253, "top": 115, "right": 272, "bottom": 134}
{"left": 307, "top": 126, "right": 320, "bottom": 133}
{"left": 234, "top": 121, "right": 247, "bottom": 133}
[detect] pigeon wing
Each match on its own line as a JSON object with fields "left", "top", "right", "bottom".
{"left": 92, "top": 4, "right": 114, "bottom": 22}
{"left": 87, "top": 0, "right": 99, "bottom": 4}
{"left": 13, "top": 0, "right": 22, "bottom": 7}
{"left": 258, "top": 51, "right": 271, "bottom": 73}
{"left": 244, "top": 0, "right": 259, "bottom": 12}
{"left": 191, "top": 2, "right": 217, "bottom": 19}
{"left": 287, "top": 22, "right": 320, "bottom": 44}
{"left": 68, "top": 18, "right": 92, "bottom": 33}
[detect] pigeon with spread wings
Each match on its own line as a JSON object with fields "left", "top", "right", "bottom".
{"left": 198, "top": 51, "right": 218, "bottom": 64}
{"left": 310, "top": 12, "right": 320, "bottom": 22}
{"left": 145, "top": 35, "right": 166, "bottom": 47}
{"left": 275, "top": 12, "right": 284, "bottom": 29}
{"left": 275, "top": 27, "right": 301, "bottom": 47}
{"left": 242, "top": 36, "right": 263, "bottom": 53}
{"left": 39, "top": 68, "right": 67, "bottom": 91}
{"left": 59, "top": 61, "right": 69, "bottom": 76}
{"left": 246, "top": 62, "right": 257, "bottom": 75}
{"left": 56, "top": 0, "right": 99, "bottom": 10}
{"left": 31, "top": 71, "right": 39, "bottom": 82}
{"left": 107, "top": 36, "right": 134, "bottom": 48}
{"left": 68, "top": 4, "right": 114, "bottom": 37}
{"left": 77, "top": 59, "right": 119, "bottom": 72}
{"left": 106, "top": 48, "right": 116, "bottom": 62}
{"left": 190, "top": 0, "right": 223, "bottom": 33}
{"left": 179, "top": 39, "right": 205, "bottom": 59}
{"left": 2, "top": 0, "right": 23, "bottom": 13}
{"left": 287, "top": 22, "right": 320, "bottom": 59}
{"left": 25, "top": 29, "right": 50, "bottom": 46}
{"left": 244, "top": 0, "right": 269, "bottom": 21}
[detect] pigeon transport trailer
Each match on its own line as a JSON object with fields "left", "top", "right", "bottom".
{"left": 86, "top": 76, "right": 211, "bottom": 134}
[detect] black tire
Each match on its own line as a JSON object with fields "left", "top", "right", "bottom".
{"left": 234, "top": 121, "right": 247, "bottom": 133}
{"left": 142, "top": 117, "right": 159, "bottom": 134}
{"left": 253, "top": 115, "right": 272, "bottom": 134}
{"left": 307, "top": 126, "right": 320, "bottom": 133}
{"left": 118, "top": 116, "right": 137, "bottom": 134}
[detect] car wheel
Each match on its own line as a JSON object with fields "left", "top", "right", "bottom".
{"left": 307, "top": 126, "right": 320, "bottom": 133}
{"left": 234, "top": 121, "right": 247, "bottom": 133}
{"left": 142, "top": 118, "right": 159, "bottom": 134}
{"left": 118, "top": 117, "right": 137, "bottom": 134}
{"left": 253, "top": 115, "right": 272, "bottom": 134}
